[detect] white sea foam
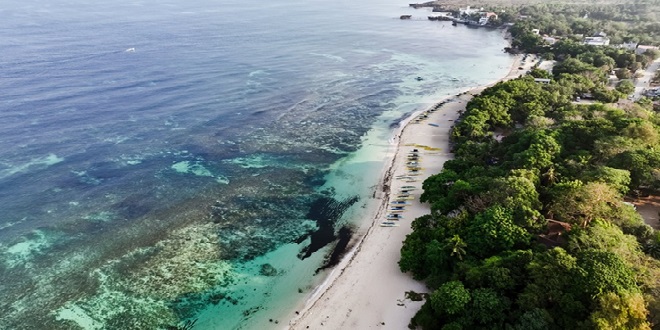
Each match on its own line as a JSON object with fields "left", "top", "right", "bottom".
{"left": 309, "top": 52, "right": 346, "bottom": 62}
{"left": 0, "top": 153, "right": 64, "bottom": 180}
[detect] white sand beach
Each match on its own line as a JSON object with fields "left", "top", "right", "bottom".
{"left": 285, "top": 54, "right": 535, "bottom": 330}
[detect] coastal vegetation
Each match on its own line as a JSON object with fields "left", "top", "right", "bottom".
{"left": 401, "top": 76, "right": 660, "bottom": 329}
{"left": 504, "top": 2, "right": 660, "bottom": 46}
{"left": 400, "top": 3, "right": 660, "bottom": 328}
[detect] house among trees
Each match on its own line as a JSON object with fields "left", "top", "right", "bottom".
{"left": 478, "top": 12, "right": 498, "bottom": 25}
{"left": 458, "top": 6, "right": 499, "bottom": 26}
{"left": 620, "top": 41, "right": 639, "bottom": 51}
{"left": 584, "top": 36, "right": 610, "bottom": 46}
{"left": 636, "top": 45, "right": 660, "bottom": 55}
{"left": 542, "top": 36, "right": 557, "bottom": 45}
{"left": 458, "top": 5, "right": 480, "bottom": 16}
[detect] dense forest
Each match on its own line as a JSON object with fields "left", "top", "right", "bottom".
{"left": 490, "top": 1, "right": 660, "bottom": 46}
{"left": 399, "top": 3, "right": 660, "bottom": 329}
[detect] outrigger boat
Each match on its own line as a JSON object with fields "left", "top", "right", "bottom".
{"left": 401, "top": 185, "right": 416, "bottom": 189}
{"left": 380, "top": 222, "right": 400, "bottom": 227}
{"left": 396, "top": 176, "right": 415, "bottom": 181}
{"left": 387, "top": 214, "right": 404, "bottom": 219}
{"left": 391, "top": 201, "right": 410, "bottom": 205}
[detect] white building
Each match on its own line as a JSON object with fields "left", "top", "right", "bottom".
{"left": 477, "top": 12, "right": 498, "bottom": 25}
{"left": 620, "top": 42, "right": 638, "bottom": 51}
{"left": 584, "top": 37, "right": 610, "bottom": 46}
{"left": 543, "top": 37, "right": 557, "bottom": 45}
{"left": 534, "top": 78, "right": 551, "bottom": 84}
{"left": 636, "top": 45, "right": 659, "bottom": 55}
{"left": 459, "top": 6, "right": 480, "bottom": 16}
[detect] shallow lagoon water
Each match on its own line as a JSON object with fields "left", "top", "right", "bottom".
{"left": 0, "top": 0, "right": 512, "bottom": 328}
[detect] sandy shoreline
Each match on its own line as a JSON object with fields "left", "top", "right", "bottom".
{"left": 284, "top": 53, "right": 535, "bottom": 330}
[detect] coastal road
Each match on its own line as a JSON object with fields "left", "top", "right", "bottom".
{"left": 633, "top": 58, "right": 660, "bottom": 100}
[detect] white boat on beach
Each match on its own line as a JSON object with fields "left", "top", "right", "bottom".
{"left": 380, "top": 222, "right": 400, "bottom": 227}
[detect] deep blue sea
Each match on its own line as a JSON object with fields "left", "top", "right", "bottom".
{"left": 0, "top": 0, "right": 512, "bottom": 328}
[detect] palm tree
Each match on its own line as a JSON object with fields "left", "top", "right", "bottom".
{"left": 447, "top": 235, "right": 467, "bottom": 260}
{"left": 542, "top": 166, "right": 559, "bottom": 186}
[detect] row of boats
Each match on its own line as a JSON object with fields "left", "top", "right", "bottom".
{"left": 396, "top": 149, "right": 423, "bottom": 180}
{"left": 382, "top": 149, "right": 424, "bottom": 228}
{"left": 382, "top": 109, "right": 441, "bottom": 227}
{"left": 412, "top": 102, "right": 444, "bottom": 124}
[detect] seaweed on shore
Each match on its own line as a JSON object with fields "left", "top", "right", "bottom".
{"left": 297, "top": 195, "right": 359, "bottom": 260}
{"left": 315, "top": 225, "right": 354, "bottom": 274}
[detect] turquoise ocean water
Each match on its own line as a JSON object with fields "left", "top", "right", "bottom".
{"left": 0, "top": 0, "right": 512, "bottom": 328}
